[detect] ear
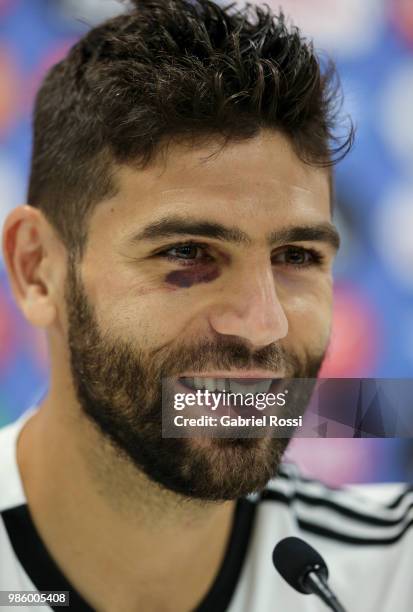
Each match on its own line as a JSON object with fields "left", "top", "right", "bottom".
{"left": 2, "top": 205, "right": 59, "bottom": 328}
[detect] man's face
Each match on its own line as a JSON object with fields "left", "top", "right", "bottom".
{"left": 64, "top": 130, "right": 338, "bottom": 501}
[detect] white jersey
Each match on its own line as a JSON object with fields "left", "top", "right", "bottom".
{"left": 1, "top": 409, "right": 413, "bottom": 612}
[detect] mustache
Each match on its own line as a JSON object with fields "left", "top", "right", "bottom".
{"left": 152, "top": 336, "right": 300, "bottom": 377}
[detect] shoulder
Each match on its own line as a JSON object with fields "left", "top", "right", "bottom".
{"left": 0, "top": 414, "right": 31, "bottom": 513}
{"left": 259, "top": 462, "right": 413, "bottom": 546}
{"left": 234, "top": 465, "right": 413, "bottom": 611}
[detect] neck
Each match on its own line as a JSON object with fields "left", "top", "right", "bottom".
{"left": 17, "top": 397, "right": 237, "bottom": 611}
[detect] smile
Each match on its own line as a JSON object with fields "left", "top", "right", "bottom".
{"left": 179, "top": 377, "right": 278, "bottom": 395}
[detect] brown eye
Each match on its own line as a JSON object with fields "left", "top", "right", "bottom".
{"left": 168, "top": 245, "right": 203, "bottom": 260}
{"left": 157, "top": 241, "right": 214, "bottom": 266}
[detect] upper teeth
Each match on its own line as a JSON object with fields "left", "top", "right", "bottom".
{"left": 183, "top": 377, "right": 273, "bottom": 394}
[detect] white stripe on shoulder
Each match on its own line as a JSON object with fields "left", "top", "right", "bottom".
{"left": 260, "top": 462, "right": 413, "bottom": 543}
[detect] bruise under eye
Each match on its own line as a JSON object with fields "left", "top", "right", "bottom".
{"left": 165, "top": 265, "right": 220, "bottom": 288}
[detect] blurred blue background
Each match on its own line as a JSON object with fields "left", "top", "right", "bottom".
{"left": 0, "top": 0, "right": 412, "bottom": 484}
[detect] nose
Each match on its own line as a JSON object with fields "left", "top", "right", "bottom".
{"left": 208, "top": 260, "right": 289, "bottom": 349}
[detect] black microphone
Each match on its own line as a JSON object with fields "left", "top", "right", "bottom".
{"left": 272, "top": 536, "right": 347, "bottom": 612}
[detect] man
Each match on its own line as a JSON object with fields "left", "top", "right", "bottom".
{"left": 0, "top": 1, "right": 411, "bottom": 610}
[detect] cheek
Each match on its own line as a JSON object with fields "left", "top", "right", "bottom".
{"left": 82, "top": 259, "right": 209, "bottom": 348}
{"left": 283, "top": 280, "right": 333, "bottom": 346}
{"left": 90, "top": 275, "right": 203, "bottom": 346}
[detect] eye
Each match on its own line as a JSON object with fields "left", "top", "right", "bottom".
{"left": 157, "top": 241, "right": 213, "bottom": 266}
{"left": 156, "top": 242, "right": 324, "bottom": 269}
{"left": 272, "top": 246, "right": 324, "bottom": 269}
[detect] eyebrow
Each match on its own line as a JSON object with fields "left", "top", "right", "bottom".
{"left": 127, "top": 216, "right": 341, "bottom": 251}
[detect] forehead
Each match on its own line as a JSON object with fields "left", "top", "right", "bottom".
{"left": 90, "top": 130, "right": 331, "bottom": 239}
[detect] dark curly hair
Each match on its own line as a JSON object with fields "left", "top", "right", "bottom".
{"left": 28, "top": 0, "right": 353, "bottom": 258}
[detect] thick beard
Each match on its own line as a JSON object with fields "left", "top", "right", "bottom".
{"left": 64, "top": 258, "right": 327, "bottom": 501}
